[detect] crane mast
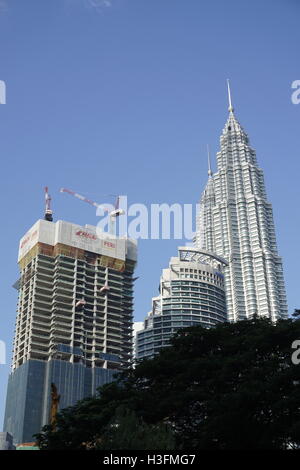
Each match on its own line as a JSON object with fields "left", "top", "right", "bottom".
{"left": 60, "top": 188, "right": 124, "bottom": 235}
{"left": 44, "top": 186, "right": 53, "bottom": 222}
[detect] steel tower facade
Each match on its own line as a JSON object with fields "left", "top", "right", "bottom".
{"left": 195, "top": 85, "right": 288, "bottom": 322}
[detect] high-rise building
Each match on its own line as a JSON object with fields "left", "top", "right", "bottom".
{"left": 194, "top": 83, "right": 288, "bottom": 322}
{"left": 132, "top": 321, "right": 143, "bottom": 364}
{"left": 0, "top": 432, "right": 15, "bottom": 450}
{"left": 4, "top": 218, "right": 137, "bottom": 444}
{"left": 136, "top": 246, "right": 227, "bottom": 360}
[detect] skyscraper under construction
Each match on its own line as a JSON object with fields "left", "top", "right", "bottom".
{"left": 4, "top": 213, "right": 137, "bottom": 444}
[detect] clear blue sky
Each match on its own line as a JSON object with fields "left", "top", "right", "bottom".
{"left": 0, "top": 0, "right": 299, "bottom": 428}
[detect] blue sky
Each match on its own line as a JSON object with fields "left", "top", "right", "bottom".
{"left": 0, "top": 0, "right": 299, "bottom": 428}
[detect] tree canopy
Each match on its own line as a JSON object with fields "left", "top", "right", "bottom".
{"left": 35, "top": 317, "right": 300, "bottom": 450}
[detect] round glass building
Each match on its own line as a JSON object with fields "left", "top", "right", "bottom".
{"left": 136, "top": 246, "right": 228, "bottom": 360}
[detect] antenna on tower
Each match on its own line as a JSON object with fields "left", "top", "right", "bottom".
{"left": 227, "top": 79, "right": 234, "bottom": 113}
{"left": 44, "top": 187, "right": 53, "bottom": 222}
{"left": 207, "top": 144, "right": 213, "bottom": 177}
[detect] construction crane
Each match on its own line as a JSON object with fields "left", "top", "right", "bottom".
{"left": 44, "top": 186, "right": 53, "bottom": 222}
{"left": 60, "top": 188, "right": 124, "bottom": 235}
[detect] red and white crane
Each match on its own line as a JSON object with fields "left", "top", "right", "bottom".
{"left": 60, "top": 187, "right": 124, "bottom": 235}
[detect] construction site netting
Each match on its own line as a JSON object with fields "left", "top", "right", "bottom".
{"left": 19, "top": 242, "right": 125, "bottom": 272}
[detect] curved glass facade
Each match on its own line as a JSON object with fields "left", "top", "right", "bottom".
{"left": 136, "top": 247, "right": 227, "bottom": 359}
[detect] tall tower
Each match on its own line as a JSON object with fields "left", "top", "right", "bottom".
{"left": 195, "top": 82, "right": 288, "bottom": 322}
{"left": 4, "top": 218, "right": 137, "bottom": 444}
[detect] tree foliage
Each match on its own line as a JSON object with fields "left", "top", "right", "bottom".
{"left": 95, "top": 406, "right": 175, "bottom": 450}
{"left": 35, "top": 317, "right": 300, "bottom": 450}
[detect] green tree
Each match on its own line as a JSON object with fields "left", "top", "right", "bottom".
{"left": 35, "top": 317, "right": 300, "bottom": 450}
{"left": 94, "top": 406, "right": 175, "bottom": 450}
{"left": 292, "top": 308, "right": 300, "bottom": 319}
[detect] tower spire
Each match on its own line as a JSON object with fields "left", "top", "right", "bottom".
{"left": 227, "top": 79, "right": 234, "bottom": 113}
{"left": 207, "top": 144, "right": 213, "bottom": 177}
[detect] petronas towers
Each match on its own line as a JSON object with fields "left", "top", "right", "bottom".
{"left": 194, "top": 83, "right": 288, "bottom": 322}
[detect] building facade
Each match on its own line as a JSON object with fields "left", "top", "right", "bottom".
{"left": 4, "top": 219, "right": 137, "bottom": 444}
{"left": 0, "top": 432, "right": 15, "bottom": 450}
{"left": 136, "top": 247, "right": 227, "bottom": 360}
{"left": 194, "top": 91, "right": 288, "bottom": 322}
{"left": 133, "top": 321, "right": 143, "bottom": 364}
